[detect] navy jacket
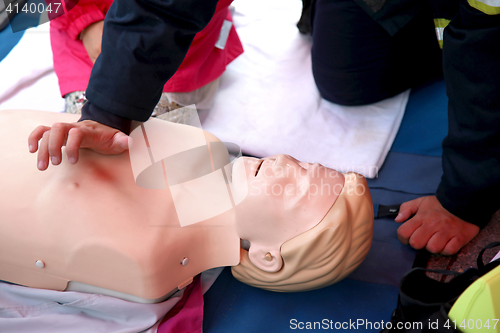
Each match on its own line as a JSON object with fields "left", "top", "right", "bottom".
{"left": 80, "top": 0, "right": 220, "bottom": 134}
{"left": 436, "top": 2, "right": 500, "bottom": 228}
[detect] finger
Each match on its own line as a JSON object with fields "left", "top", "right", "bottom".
{"left": 397, "top": 217, "right": 422, "bottom": 246}
{"left": 109, "top": 132, "right": 130, "bottom": 153}
{"left": 28, "top": 125, "right": 51, "bottom": 153}
{"left": 441, "top": 223, "right": 479, "bottom": 256}
{"left": 395, "top": 198, "right": 422, "bottom": 222}
{"left": 441, "top": 237, "right": 464, "bottom": 256}
{"left": 37, "top": 131, "right": 51, "bottom": 171}
{"left": 65, "top": 127, "right": 84, "bottom": 164}
{"left": 407, "top": 220, "right": 438, "bottom": 250}
{"left": 48, "top": 123, "right": 72, "bottom": 165}
{"left": 425, "top": 231, "right": 449, "bottom": 254}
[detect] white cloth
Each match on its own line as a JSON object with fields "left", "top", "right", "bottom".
{"left": 0, "top": 268, "right": 223, "bottom": 333}
{"left": 201, "top": 0, "right": 410, "bottom": 178}
{"left": 0, "top": 21, "right": 64, "bottom": 113}
{"left": 0, "top": 283, "right": 179, "bottom": 333}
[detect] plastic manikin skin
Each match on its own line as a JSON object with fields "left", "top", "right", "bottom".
{"left": 0, "top": 109, "right": 373, "bottom": 302}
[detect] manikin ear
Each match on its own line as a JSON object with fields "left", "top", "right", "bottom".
{"left": 247, "top": 243, "right": 283, "bottom": 273}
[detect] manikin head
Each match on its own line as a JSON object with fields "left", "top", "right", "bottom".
{"left": 230, "top": 155, "right": 373, "bottom": 292}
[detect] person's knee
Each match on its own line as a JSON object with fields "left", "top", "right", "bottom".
{"left": 310, "top": 0, "right": 442, "bottom": 106}
{"left": 312, "top": 65, "right": 403, "bottom": 106}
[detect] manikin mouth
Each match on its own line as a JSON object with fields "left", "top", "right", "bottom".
{"left": 255, "top": 160, "right": 264, "bottom": 176}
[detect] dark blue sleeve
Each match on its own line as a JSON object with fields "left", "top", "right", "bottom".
{"left": 79, "top": 0, "right": 219, "bottom": 133}
{"left": 436, "top": 0, "right": 500, "bottom": 227}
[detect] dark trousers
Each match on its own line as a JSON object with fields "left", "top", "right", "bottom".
{"left": 311, "top": 0, "right": 443, "bottom": 106}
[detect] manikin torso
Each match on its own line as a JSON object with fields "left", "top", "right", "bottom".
{"left": 0, "top": 109, "right": 240, "bottom": 303}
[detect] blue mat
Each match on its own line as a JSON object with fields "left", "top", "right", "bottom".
{"left": 203, "top": 79, "right": 449, "bottom": 332}
{"left": 0, "top": 0, "right": 43, "bottom": 62}
{"left": 205, "top": 268, "right": 399, "bottom": 333}
{"left": 0, "top": 22, "right": 25, "bottom": 62}
{"left": 390, "top": 80, "right": 448, "bottom": 157}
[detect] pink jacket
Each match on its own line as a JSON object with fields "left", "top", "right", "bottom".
{"left": 50, "top": 0, "right": 243, "bottom": 97}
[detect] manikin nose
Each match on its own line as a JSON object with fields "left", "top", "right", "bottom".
{"left": 275, "top": 154, "right": 295, "bottom": 165}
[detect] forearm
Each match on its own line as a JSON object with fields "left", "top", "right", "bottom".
{"left": 81, "top": 0, "right": 220, "bottom": 133}
{"left": 436, "top": 0, "right": 500, "bottom": 227}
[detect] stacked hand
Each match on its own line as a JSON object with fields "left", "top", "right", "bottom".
{"left": 395, "top": 196, "right": 479, "bottom": 255}
{"left": 28, "top": 120, "right": 130, "bottom": 170}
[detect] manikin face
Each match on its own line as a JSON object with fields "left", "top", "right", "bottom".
{"left": 232, "top": 155, "right": 345, "bottom": 272}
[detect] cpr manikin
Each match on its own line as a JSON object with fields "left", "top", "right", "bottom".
{"left": 0, "top": 109, "right": 374, "bottom": 303}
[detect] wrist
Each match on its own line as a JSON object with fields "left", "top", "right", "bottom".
{"left": 80, "top": 101, "right": 132, "bottom": 135}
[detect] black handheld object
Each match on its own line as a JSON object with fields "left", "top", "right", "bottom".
{"left": 374, "top": 204, "right": 401, "bottom": 219}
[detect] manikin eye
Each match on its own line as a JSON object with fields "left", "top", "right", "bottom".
{"left": 255, "top": 160, "right": 264, "bottom": 176}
